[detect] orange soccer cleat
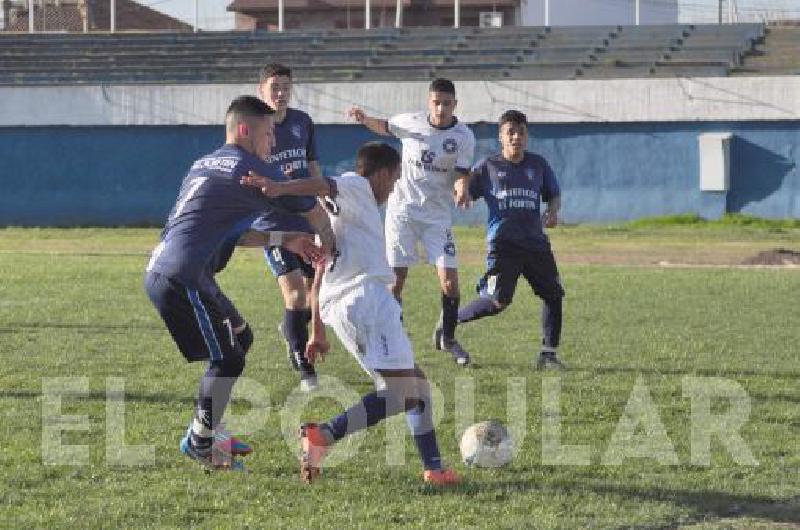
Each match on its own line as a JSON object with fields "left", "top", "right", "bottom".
{"left": 299, "top": 423, "right": 331, "bottom": 484}
{"left": 423, "top": 467, "right": 462, "bottom": 486}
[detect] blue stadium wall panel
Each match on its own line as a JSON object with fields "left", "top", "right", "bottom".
{"left": 0, "top": 121, "right": 797, "bottom": 226}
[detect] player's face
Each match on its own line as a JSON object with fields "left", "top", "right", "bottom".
{"left": 259, "top": 75, "right": 292, "bottom": 113}
{"left": 248, "top": 115, "right": 276, "bottom": 159}
{"left": 427, "top": 91, "right": 457, "bottom": 127}
{"left": 371, "top": 164, "right": 401, "bottom": 205}
{"left": 499, "top": 121, "right": 528, "bottom": 159}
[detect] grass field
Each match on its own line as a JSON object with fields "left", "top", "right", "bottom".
{"left": 1, "top": 224, "right": 799, "bottom": 529}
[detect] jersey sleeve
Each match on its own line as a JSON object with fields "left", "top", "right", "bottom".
{"left": 540, "top": 157, "right": 560, "bottom": 202}
{"left": 455, "top": 128, "right": 476, "bottom": 175}
{"left": 387, "top": 113, "right": 412, "bottom": 139}
{"left": 305, "top": 115, "right": 319, "bottom": 162}
{"left": 468, "top": 158, "right": 488, "bottom": 200}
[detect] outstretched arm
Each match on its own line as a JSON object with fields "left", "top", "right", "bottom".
{"left": 241, "top": 171, "right": 336, "bottom": 199}
{"left": 348, "top": 107, "right": 390, "bottom": 136}
{"left": 305, "top": 259, "right": 330, "bottom": 364}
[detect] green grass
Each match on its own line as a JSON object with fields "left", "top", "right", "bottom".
{"left": 1, "top": 226, "right": 799, "bottom": 529}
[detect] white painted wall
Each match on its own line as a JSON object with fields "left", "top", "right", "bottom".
{"left": 521, "top": 0, "right": 679, "bottom": 26}
{"left": 2, "top": 76, "right": 799, "bottom": 127}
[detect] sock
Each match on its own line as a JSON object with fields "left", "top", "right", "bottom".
{"left": 458, "top": 297, "right": 501, "bottom": 323}
{"left": 441, "top": 294, "right": 460, "bottom": 342}
{"left": 283, "top": 308, "right": 309, "bottom": 355}
{"left": 325, "top": 391, "right": 390, "bottom": 441}
{"left": 406, "top": 404, "right": 442, "bottom": 471}
{"left": 542, "top": 296, "right": 563, "bottom": 350}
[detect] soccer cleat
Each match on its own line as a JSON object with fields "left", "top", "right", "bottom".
{"left": 299, "top": 423, "right": 331, "bottom": 484}
{"left": 437, "top": 334, "right": 471, "bottom": 366}
{"left": 214, "top": 425, "right": 253, "bottom": 457}
{"left": 535, "top": 351, "right": 566, "bottom": 371}
{"left": 180, "top": 433, "right": 244, "bottom": 471}
{"left": 423, "top": 468, "right": 462, "bottom": 486}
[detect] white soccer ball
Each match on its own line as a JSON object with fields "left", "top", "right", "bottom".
{"left": 459, "top": 420, "right": 514, "bottom": 468}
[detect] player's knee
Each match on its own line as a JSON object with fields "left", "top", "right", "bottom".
{"left": 236, "top": 324, "right": 254, "bottom": 355}
{"left": 282, "top": 287, "right": 306, "bottom": 309}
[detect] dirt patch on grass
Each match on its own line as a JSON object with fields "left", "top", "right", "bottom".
{"left": 742, "top": 248, "right": 800, "bottom": 266}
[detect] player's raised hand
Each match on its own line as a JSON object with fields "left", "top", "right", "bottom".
{"left": 241, "top": 171, "right": 282, "bottom": 197}
{"left": 347, "top": 107, "right": 367, "bottom": 124}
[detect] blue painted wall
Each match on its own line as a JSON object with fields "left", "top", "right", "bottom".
{"left": 0, "top": 121, "right": 797, "bottom": 226}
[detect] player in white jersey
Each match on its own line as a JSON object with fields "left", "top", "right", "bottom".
{"left": 241, "top": 142, "right": 461, "bottom": 486}
{"left": 348, "top": 78, "right": 476, "bottom": 366}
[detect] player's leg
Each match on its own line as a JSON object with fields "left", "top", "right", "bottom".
{"left": 423, "top": 224, "right": 469, "bottom": 364}
{"left": 299, "top": 286, "right": 459, "bottom": 484}
{"left": 266, "top": 245, "right": 318, "bottom": 391}
{"left": 385, "top": 211, "right": 419, "bottom": 305}
{"left": 521, "top": 249, "right": 566, "bottom": 370}
{"left": 145, "top": 272, "right": 248, "bottom": 470}
{"left": 458, "top": 250, "right": 521, "bottom": 323}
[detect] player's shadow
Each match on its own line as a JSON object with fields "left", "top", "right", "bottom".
{"left": 0, "top": 322, "right": 163, "bottom": 334}
{"left": 571, "top": 364, "right": 800, "bottom": 381}
{"left": 727, "top": 136, "right": 795, "bottom": 214}
{"left": 475, "top": 478, "right": 799, "bottom": 528}
{"left": 0, "top": 388, "right": 195, "bottom": 406}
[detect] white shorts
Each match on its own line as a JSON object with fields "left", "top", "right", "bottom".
{"left": 385, "top": 211, "right": 458, "bottom": 269}
{"left": 320, "top": 282, "right": 415, "bottom": 375}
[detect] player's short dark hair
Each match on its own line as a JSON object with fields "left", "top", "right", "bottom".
{"left": 260, "top": 63, "right": 292, "bottom": 82}
{"left": 429, "top": 78, "right": 456, "bottom": 96}
{"left": 225, "top": 95, "right": 274, "bottom": 132}
{"left": 356, "top": 142, "right": 401, "bottom": 178}
{"left": 499, "top": 110, "right": 528, "bottom": 128}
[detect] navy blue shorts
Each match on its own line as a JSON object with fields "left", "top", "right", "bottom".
{"left": 145, "top": 271, "right": 244, "bottom": 363}
{"left": 264, "top": 245, "right": 315, "bottom": 279}
{"left": 476, "top": 243, "right": 565, "bottom": 305}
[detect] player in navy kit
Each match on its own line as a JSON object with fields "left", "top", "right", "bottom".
{"left": 144, "top": 96, "right": 333, "bottom": 470}
{"left": 254, "top": 63, "right": 323, "bottom": 391}
{"left": 457, "top": 110, "right": 566, "bottom": 370}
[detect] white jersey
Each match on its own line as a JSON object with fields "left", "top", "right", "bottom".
{"left": 319, "top": 172, "right": 394, "bottom": 319}
{"left": 387, "top": 112, "right": 476, "bottom": 224}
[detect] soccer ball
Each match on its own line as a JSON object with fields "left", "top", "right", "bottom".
{"left": 459, "top": 420, "right": 514, "bottom": 468}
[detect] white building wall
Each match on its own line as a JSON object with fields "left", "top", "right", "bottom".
{"left": 2, "top": 76, "right": 799, "bottom": 127}
{"left": 521, "top": 0, "right": 679, "bottom": 26}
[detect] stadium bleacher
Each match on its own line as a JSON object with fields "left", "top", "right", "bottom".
{"left": 0, "top": 23, "right": 774, "bottom": 85}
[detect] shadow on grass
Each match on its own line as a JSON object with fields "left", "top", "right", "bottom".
{"left": 0, "top": 389, "right": 195, "bottom": 406}
{"left": 0, "top": 322, "right": 163, "bottom": 334}
{"left": 575, "top": 365, "right": 800, "bottom": 381}
{"left": 455, "top": 477, "right": 800, "bottom": 528}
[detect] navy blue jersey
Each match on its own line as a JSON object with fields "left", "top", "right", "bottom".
{"left": 266, "top": 108, "right": 318, "bottom": 180}
{"left": 146, "top": 143, "right": 316, "bottom": 288}
{"left": 469, "top": 152, "right": 560, "bottom": 251}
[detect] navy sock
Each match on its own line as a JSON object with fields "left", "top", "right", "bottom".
{"left": 406, "top": 404, "right": 442, "bottom": 470}
{"left": 458, "top": 297, "right": 501, "bottom": 323}
{"left": 283, "top": 308, "right": 309, "bottom": 354}
{"left": 441, "top": 294, "right": 459, "bottom": 341}
{"left": 542, "top": 296, "right": 563, "bottom": 348}
{"left": 326, "top": 391, "right": 389, "bottom": 441}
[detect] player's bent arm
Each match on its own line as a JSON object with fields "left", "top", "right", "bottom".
{"left": 453, "top": 169, "right": 472, "bottom": 208}
{"left": 544, "top": 195, "right": 561, "bottom": 228}
{"left": 302, "top": 203, "right": 336, "bottom": 256}
{"left": 305, "top": 260, "right": 330, "bottom": 364}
